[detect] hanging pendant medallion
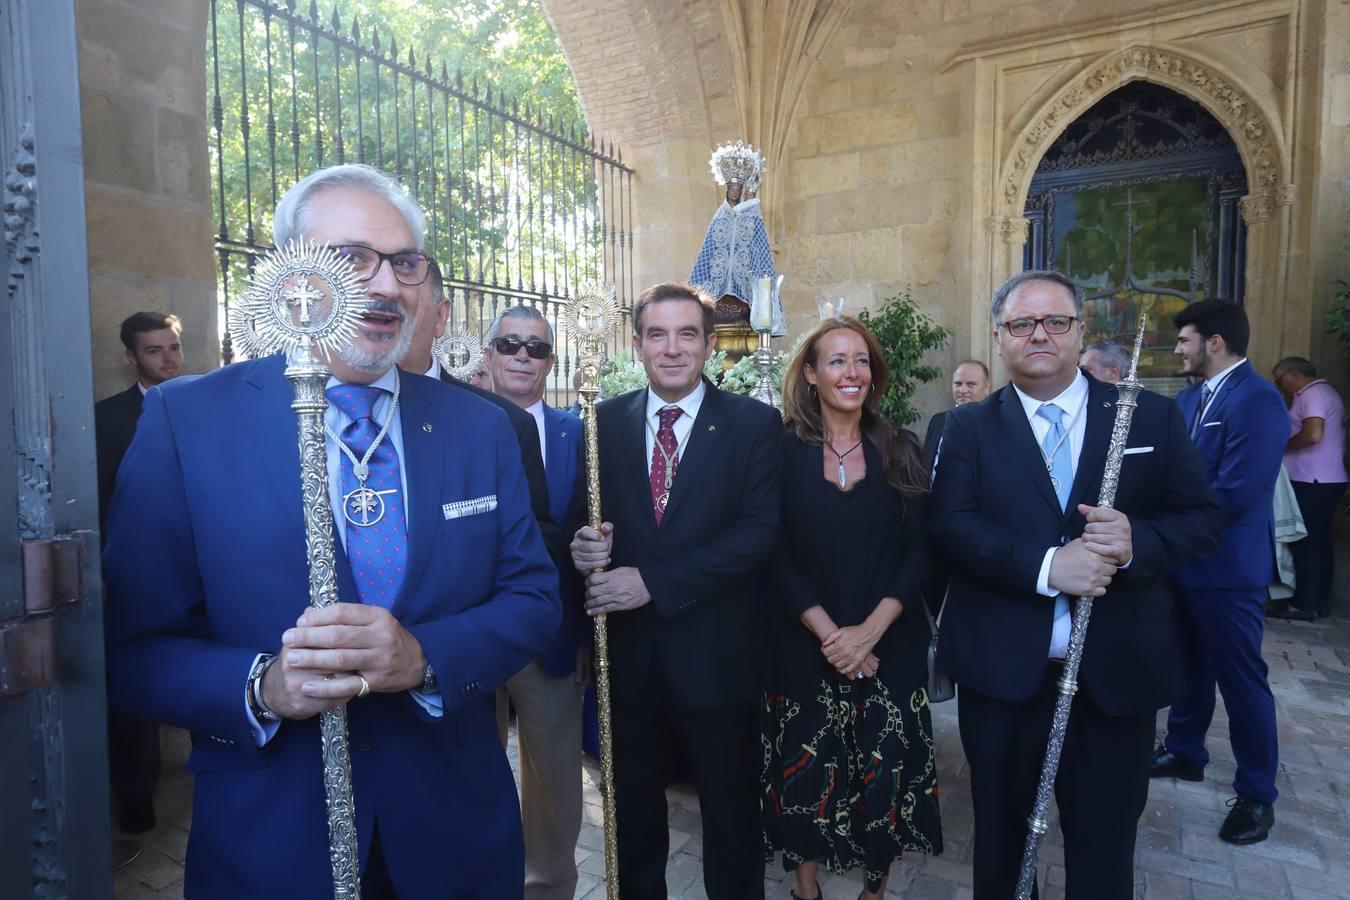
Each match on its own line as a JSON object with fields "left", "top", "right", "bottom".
{"left": 344, "top": 486, "right": 397, "bottom": 527}
{"left": 837, "top": 461, "right": 848, "bottom": 489}
{"left": 657, "top": 490, "right": 670, "bottom": 511}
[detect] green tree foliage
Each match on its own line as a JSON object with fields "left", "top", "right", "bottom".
{"left": 209, "top": 0, "right": 598, "bottom": 302}
{"left": 857, "top": 291, "right": 950, "bottom": 426}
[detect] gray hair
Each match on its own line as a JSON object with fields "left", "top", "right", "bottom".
{"left": 272, "top": 163, "right": 426, "bottom": 249}
{"left": 487, "top": 305, "right": 555, "bottom": 346}
{"left": 991, "top": 269, "right": 1084, "bottom": 323}
{"left": 1273, "top": 356, "right": 1316, "bottom": 378}
{"left": 1083, "top": 340, "right": 1131, "bottom": 375}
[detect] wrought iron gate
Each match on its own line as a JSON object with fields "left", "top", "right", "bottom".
{"left": 1, "top": 0, "right": 113, "bottom": 897}
{"left": 209, "top": 0, "right": 637, "bottom": 402}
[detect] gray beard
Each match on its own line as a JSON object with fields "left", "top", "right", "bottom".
{"left": 338, "top": 302, "right": 419, "bottom": 373}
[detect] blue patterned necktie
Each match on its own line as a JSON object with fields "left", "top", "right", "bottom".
{"left": 326, "top": 383, "right": 407, "bottom": 608}
{"left": 1190, "top": 383, "right": 1213, "bottom": 440}
{"left": 1036, "top": 402, "right": 1072, "bottom": 512}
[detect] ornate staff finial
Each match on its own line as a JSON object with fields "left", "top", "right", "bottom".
{"left": 433, "top": 330, "right": 486, "bottom": 381}
{"left": 227, "top": 239, "right": 365, "bottom": 360}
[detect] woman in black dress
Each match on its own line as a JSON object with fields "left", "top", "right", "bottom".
{"left": 762, "top": 316, "right": 942, "bottom": 899}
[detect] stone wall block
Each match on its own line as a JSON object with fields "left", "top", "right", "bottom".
{"left": 157, "top": 107, "right": 209, "bottom": 207}
{"left": 819, "top": 102, "right": 918, "bottom": 152}
{"left": 85, "top": 188, "right": 216, "bottom": 283}
{"left": 850, "top": 226, "right": 904, "bottom": 282}
{"left": 81, "top": 91, "right": 158, "bottom": 194}
{"left": 901, "top": 222, "right": 952, "bottom": 285}
{"left": 78, "top": 2, "right": 201, "bottom": 111}
{"left": 788, "top": 153, "right": 862, "bottom": 197}
{"left": 817, "top": 183, "right": 931, "bottom": 234}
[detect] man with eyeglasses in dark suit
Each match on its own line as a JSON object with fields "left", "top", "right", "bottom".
{"left": 931, "top": 270, "right": 1222, "bottom": 899}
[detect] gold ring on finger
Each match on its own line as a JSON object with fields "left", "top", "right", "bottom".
{"left": 357, "top": 675, "right": 371, "bottom": 699}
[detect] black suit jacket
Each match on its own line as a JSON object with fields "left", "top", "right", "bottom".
{"left": 922, "top": 409, "right": 947, "bottom": 477}
{"left": 95, "top": 384, "right": 145, "bottom": 532}
{"left": 438, "top": 369, "right": 559, "bottom": 559}
{"left": 930, "top": 374, "right": 1224, "bottom": 716}
{"left": 595, "top": 381, "right": 782, "bottom": 710}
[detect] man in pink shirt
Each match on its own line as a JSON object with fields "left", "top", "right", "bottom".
{"left": 1271, "top": 357, "right": 1346, "bottom": 620}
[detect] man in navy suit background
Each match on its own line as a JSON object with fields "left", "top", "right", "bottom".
{"left": 1152, "top": 299, "right": 1287, "bottom": 846}
{"left": 482, "top": 304, "right": 589, "bottom": 900}
{"left": 931, "top": 270, "right": 1222, "bottom": 899}
{"left": 103, "top": 163, "right": 559, "bottom": 898}
{"left": 95, "top": 310, "right": 184, "bottom": 836}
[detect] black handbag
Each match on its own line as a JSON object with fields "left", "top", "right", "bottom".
{"left": 924, "top": 591, "right": 955, "bottom": 703}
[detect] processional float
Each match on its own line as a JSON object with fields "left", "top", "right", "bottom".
{"left": 565, "top": 281, "right": 622, "bottom": 899}
{"left": 228, "top": 240, "right": 366, "bottom": 899}
{"left": 1015, "top": 314, "right": 1149, "bottom": 900}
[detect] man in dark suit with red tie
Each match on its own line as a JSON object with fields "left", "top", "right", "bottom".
{"left": 94, "top": 310, "right": 184, "bottom": 835}
{"left": 931, "top": 270, "right": 1223, "bottom": 899}
{"left": 571, "top": 282, "right": 782, "bottom": 900}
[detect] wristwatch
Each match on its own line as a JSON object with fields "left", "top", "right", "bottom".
{"left": 247, "top": 653, "right": 280, "bottom": 723}
{"left": 420, "top": 660, "right": 438, "bottom": 695}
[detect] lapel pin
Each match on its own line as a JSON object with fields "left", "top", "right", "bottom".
{"left": 1103, "top": 401, "right": 1111, "bottom": 407}
{"left": 708, "top": 425, "right": 716, "bottom": 432}
{"left": 560, "top": 431, "right": 568, "bottom": 439}
{"left": 422, "top": 423, "right": 433, "bottom": 432}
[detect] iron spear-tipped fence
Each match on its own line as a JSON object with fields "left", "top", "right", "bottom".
{"left": 209, "top": 0, "right": 636, "bottom": 402}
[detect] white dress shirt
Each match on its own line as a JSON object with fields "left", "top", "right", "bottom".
{"left": 1196, "top": 357, "right": 1247, "bottom": 425}
{"left": 644, "top": 380, "right": 706, "bottom": 474}
{"left": 524, "top": 398, "right": 547, "bottom": 467}
{"left": 1011, "top": 371, "right": 1089, "bottom": 659}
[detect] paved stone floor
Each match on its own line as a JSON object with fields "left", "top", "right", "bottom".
{"left": 114, "top": 591, "right": 1350, "bottom": 899}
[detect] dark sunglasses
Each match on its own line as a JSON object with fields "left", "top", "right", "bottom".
{"left": 493, "top": 337, "right": 553, "bottom": 359}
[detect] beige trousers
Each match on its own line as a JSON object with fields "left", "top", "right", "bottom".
{"left": 495, "top": 660, "right": 584, "bottom": 900}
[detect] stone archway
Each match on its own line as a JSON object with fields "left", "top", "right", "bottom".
{"left": 980, "top": 43, "right": 1294, "bottom": 373}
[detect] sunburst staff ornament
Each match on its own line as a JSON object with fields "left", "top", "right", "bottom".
{"left": 708, "top": 139, "right": 765, "bottom": 191}
{"left": 227, "top": 237, "right": 367, "bottom": 900}
{"left": 227, "top": 239, "right": 365, "bottom": 361}
{"left": 433, "top": 329, "right": 486, "bottom": 381}
{"left": 565, "top": 280, "right": 621, "bottom": 899}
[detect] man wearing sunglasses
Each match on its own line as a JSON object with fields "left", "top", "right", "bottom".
{"left": 931, "top": 270, "right": 1223, "bottom": 899}
{"left": 483, "top": 307, "right": 589, "bottom": 900}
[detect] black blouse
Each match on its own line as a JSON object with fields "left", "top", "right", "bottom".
{"left": 768, "top": 430, "right": 932, "bottom": 695}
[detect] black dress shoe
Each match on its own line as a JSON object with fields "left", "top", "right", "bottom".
{"left": 1150, "top": 745, "right": 1205, "bottom": 782}
{"left": 1268, "top": 604, "right": 1316, "bottom": 621}
{"left": 117, "top": 800, "right": 156, "bottom": 835}
{"left": 1219, "top": 796, "right": 1274, "bottom": 844}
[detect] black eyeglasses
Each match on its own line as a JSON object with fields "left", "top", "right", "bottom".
{"left": 1001, "top": 315, "right": 1077, "bottom": 337}
{"left": 493, "top": 337, "right": 553, "bottom": 359}
{"left": 334, "top": 244, "right": 432, "bottom": 286}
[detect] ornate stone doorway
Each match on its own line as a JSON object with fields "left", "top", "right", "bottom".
{"left": 1021, "top": 81, "right": 1248, "bottom": 378}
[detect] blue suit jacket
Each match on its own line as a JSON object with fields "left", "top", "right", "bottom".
{"left": 102, "top": 355, "right": 559, "bottom": 899}
{"left": 538, "top": 403, "right": 588, "bottom": 678}
{"left": 1174, "top": 360, "right": 1288, "bottom": 590}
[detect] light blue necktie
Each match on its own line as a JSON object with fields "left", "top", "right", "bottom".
{"left": 1037, "top": 402, "right": 1073, "bottom": 650}
{"left": 1036, "top": 402, "right": 1072, "bottom": 512}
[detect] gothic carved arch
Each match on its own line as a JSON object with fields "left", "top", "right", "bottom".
{"left": 996, "top": 44, "right": 1288, "bottom": 229}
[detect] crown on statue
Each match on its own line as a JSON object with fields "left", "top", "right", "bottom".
{"left": 709, "top": 140, "right": 765, "bottom": 191}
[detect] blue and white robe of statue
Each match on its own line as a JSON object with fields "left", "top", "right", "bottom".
{"left": 689, "top": 198, "right": 787, "bottom": 336}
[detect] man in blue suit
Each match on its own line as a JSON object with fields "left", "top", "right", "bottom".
{"left": 481, "top": 304, "right": 588, "bottom": 900}
{"left": 103, "top": 163, "right": 560, "bottom": 899}
{"left": 1152, "top": 298, "right": 1286, "bottom": 846}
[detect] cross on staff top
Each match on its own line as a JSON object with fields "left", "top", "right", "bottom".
{"left": 283, "top": 275, "right": 326, "bottom": 326}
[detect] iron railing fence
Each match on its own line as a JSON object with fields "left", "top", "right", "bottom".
{"left": 209, "top": 0, "right": 636, "bottom": 403}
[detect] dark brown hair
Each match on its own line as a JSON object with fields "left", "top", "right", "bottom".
{"left": 782, "top": 316, "right": 927, "bottom": 496}
{"left": 119, "top": 311, "right": 181, "bottom": 352}
{"left": 632, "top": 282, "right": 715, "bottom": 338}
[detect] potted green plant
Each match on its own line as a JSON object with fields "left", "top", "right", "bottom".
{"left": 856, "top": 289, "right": 950, "bottom": 426}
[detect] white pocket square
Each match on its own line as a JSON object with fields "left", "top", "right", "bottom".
{"left": 442, "top": 495, "right": 497, "bottom": 520}
{"left": 1203, "top": 420, "right": 1222, "bottom": 428}
{"left": 1122, "top": 446, "right": 1154, "bottom": 455}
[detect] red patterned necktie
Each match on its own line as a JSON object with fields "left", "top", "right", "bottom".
{"left": 650, "top": 406, "right": 683, "bottom": 526}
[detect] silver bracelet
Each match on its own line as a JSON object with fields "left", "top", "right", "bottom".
{"left": 247, "top": 653, "right": 280, "bottom": 723}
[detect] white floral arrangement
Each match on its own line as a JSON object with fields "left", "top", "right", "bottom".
{"left": 598, "top": 334, "right": 806, "bottom": 400}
